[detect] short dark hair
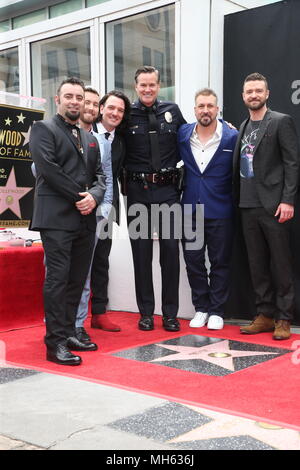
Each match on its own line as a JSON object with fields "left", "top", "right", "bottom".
{"left": 84, "top": 86, "right": 99, "bottom": 96}
{"left": 57, "top": 77, "right": 85, "bottom": 95}
{"left": 134, "top": 65, "right": 160, "bottom": 84}
{"left": 195, "top": 88, "right": 218, "bottom": 104}
{"left": 244, "top": 73, "right": 268, "bottom": 90}
{"left": 97, "top": 90, "right": 131, "bottom": 130}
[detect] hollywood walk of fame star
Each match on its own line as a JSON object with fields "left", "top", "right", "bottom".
{"left": 0, "top": 166, "right": 33, "bottom": 218}
{"left": 16, "top": 112, "right": 26, "bottom": 124}
{"left": 4, "top": 117, "right": 12, "bottom": 126}
{"left": 151, "top": 340, "right": 279, "bottom": 371}
{"left": 168, "top": 405, "right": 300, "bottom": 450}
{"left": 21, "top": 126, "right": 31, "bottom": 147}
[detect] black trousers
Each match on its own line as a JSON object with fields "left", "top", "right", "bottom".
{"left": 126, "top": 182, "right": 180, "bottom": 318}
{"left": 90, "top": 234, "right": 112, "bottom": 314}
{"left": 240, "top": 207, "right": 295, "bottom": 321}
{"left": 41, "top": 220, "right": 95, "bottom": 350}
{"left": 182, "top": 216, "right": 234, "bottom": 317}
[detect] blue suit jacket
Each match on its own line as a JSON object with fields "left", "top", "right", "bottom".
{"left": 178, "top": 120, "right": 238, "bottom": 219}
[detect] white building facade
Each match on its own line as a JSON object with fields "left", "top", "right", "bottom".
{"left": 0, "top": 0, "right": 280, "bottom": 317}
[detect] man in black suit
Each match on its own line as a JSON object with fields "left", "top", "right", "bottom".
{"left": 29, "top": 77, "right": 106, "bottom": 365}
{"left": 233, "top": 72, "right": 299, "bottom": 340}
{"left": 89, "top": 91, "right": 131, "bottom": 332}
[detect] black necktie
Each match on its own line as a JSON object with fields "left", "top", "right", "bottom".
{"left": 105, "top": 132, "right": 110, "bottom": 140}
{"left": 147, "top": 106, "right": 161, "bottom": 172}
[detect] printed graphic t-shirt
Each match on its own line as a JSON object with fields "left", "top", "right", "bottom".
{"left": 239, "top": 120, "right": 262, "bottom": 208}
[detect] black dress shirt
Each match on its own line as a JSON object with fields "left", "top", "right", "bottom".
{"left": 124, "top": 100, "right": 186, "bottom": 172}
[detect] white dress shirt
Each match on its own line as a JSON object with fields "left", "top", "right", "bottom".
{"left": 96, "top": 121, "right": 115, "bottom": 143}
{"left": 190, "top": 120, "right": 223, "bottom": 173}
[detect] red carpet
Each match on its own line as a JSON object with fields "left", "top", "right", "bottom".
{"left": 1, "top": 311, "right": 299, "bottom": 431}
{"left": 0, "top": 246, "right": 45, "bottom": 330}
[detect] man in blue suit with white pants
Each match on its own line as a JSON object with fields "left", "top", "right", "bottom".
{"left": 178, "top": 88, "right": 238, "bottom": 330}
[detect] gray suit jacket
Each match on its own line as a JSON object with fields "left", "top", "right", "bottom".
{"left": 29, "top": 114, "right": 106, "bottom": 231}
{"left": 233, "top": 109, "right": 300, "bottom": 214}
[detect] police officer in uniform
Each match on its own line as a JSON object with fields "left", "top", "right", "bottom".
{"left": 123, "top": 66, "right": 186, "bottom": 332}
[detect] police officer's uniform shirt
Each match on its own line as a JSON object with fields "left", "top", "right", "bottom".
{"left": 190, "top": 120, "right": 223, "bottom": 173}
{"left": 124, "top": 100, "right": 186, "bottom": 172}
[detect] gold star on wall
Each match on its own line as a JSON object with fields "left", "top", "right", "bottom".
{"left": 4, "top": 117, "right": 12, "bottom": 126}
{"left": 16, "top": 112, "right": 26, "bottom": 124}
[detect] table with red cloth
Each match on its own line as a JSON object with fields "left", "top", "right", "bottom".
{"left": 0, "top": 246, "right": 45, "bottom": 331}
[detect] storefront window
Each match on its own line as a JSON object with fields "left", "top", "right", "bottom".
{"left": 87, "top": 0, "right": 110, "bottom": 6}
{"left": 13, "top": 9, "right": 47, "bottom": 29}
{"left": 0, "top": 47, "right": 19, "bottom": 93}
{"left": 0, "top": 20, "right": 10, "bottom": 33}
{"left": 106, "top": 4, "right": 175, "bottom": 102}
{"left": 31, "top": 29, "right": 91, "bottom": 118}
{"left": 50, "top": 0, "right": 83, "bottom": 18}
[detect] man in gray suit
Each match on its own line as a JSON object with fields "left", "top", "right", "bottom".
{"left": 233, "top": 72, "right": 299, "bottom": 340}
{"left": 29, "top": 77, "right": 106, "bottom": 365}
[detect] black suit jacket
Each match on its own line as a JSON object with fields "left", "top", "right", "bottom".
{"left": 30, "top": 114, "right": 106, "bottom": 231}
{"left": 233, "top": 109, "right": 300, "bottom": 214}
{"left": 111, "top": 132, "right": 125, "bottom": 224}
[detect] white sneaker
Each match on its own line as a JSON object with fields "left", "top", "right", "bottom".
{"left": 189, "top": 311, "right": 208, "bottom": 328}
{"left": 207, "top": 315, "right": 224, "bottom": 330}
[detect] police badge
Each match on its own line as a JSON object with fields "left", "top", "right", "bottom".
{"left": 164, "top": 111, "right": 172, "bottom": 123}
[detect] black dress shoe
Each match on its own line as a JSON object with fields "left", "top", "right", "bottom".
{"left": 46, "top": 344, "right": 82, "bottom": 366}
{"left": 138, "top": 315, "right": 154, "bottom": 331}
{"left": 67, "top": 336, "right": 98, "bottom": 351}
{"left": 163, "top": 317, "right": 180, "bottom": 332}
{"left": 75, "top": 327, "right": 91, "bottom": 343}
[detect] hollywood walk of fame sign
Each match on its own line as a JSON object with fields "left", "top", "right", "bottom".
{"left": 0, "top": 102, "right": 44, "bottom": 227}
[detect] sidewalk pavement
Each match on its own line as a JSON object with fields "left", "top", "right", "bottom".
{"left": 1, "top": 321, "right": 300, "bottom": 451}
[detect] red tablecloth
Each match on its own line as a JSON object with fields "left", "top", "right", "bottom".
{"left": 0, "top": 246, "right": 45, "bottom": 331}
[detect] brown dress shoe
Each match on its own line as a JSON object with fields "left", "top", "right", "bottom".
{"left": 240, "top": 314, "right": 275, "bottom": 335}
{"left": 91, "top": 313, "right": 121, "bottom": 332}
{"left": 273, "top": 320, "right": 291, "bottom": 340}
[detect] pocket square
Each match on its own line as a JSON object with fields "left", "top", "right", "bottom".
{"left": 223, "top": 149, "right": 233, "bottom": 152}
{"left": 89, "top": 142, "right": 97, "bottom": 148}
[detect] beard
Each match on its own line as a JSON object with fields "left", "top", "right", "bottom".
{"left": 199, "top": 115, "right": 213, "bottom": 127}
{"left": 81, "top": 113, "right": 94, "bottom": 125}
{"left": 65, "top": 110, "right": 80, "bottom": 122}
{"left": 246, "top": 98, "right": 267, "bottom": 111}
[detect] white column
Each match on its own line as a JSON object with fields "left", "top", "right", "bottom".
{"left": 177, "top": 0, "right": 211, "bottom": 122}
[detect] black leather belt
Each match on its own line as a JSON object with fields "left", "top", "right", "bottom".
{"left": 128, "top": 169, "right": 178, "bottom": 186}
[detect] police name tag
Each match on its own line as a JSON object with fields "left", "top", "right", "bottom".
{"left": 164, "top": 111, "right": 172, "bottom": 123}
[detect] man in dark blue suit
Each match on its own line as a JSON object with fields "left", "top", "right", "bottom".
{"left": 178, "top": 88, "right": 238, "bottom": 330}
